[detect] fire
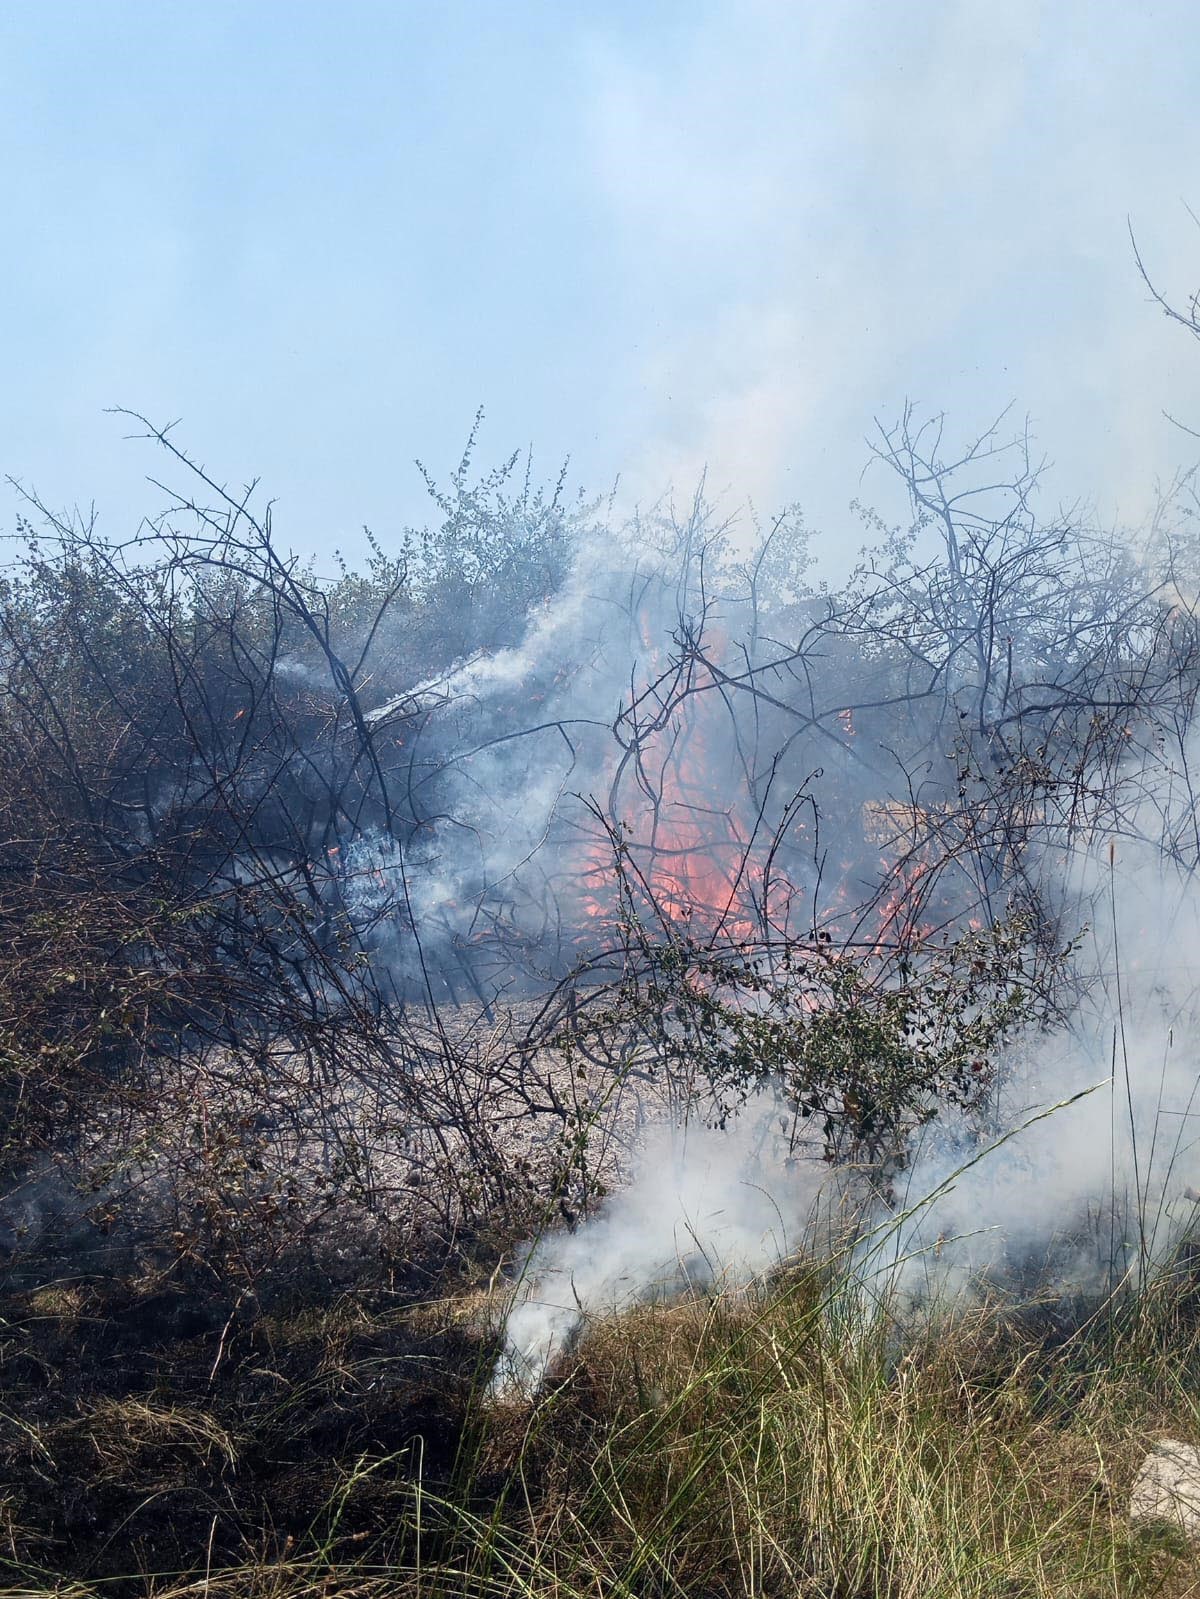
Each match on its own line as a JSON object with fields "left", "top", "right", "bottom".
{"left": 873, "top": 858, "right": 933, "bottom": 948}
{"left": 570, "top": 626, "right": 956, "bottom": 961}
{"left": 575, "top": 768, "right": 951, "bottom": 959}
{"left": 576, "top": 659, "right": 771, "bottom": 942}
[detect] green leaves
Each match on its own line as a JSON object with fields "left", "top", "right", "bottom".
{"left": 575, "top": 913, "right": 1060, "bottom": 1167}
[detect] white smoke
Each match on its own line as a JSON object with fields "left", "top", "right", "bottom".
{"left": 867, "top": 832, "right": 1200, "bottom": 1311}
{"left": 490, "top": 1105, "right": 836, "bottom": 1396}
{"left": 350, "top": 513, "right": 787, "bottom": 988}
{"left": 367, "top": 529, "right": 644, "bottom": 729}
{"left": 490, "top": 815, "right": 1200, "bottom": 1396}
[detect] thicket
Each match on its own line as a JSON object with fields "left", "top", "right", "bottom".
{"left": 4, "top": 400, "right": 1200, "bottom": 1259}
{"left": 3, "top": 249, "right": 1200, "bottom": 1591}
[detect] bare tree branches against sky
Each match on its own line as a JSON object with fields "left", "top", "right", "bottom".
{"left": 2, "top": 0, "right": 1199, "bottom": 560}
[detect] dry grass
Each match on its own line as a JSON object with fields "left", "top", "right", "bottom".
{"left": 3, "top": 1251, "right": 1200, "bottom": 1596}
{"left": 431, "top": 1279, "right": 1200, "bottom": 1599}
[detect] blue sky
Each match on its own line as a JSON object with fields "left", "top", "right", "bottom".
{"left": 3, "top": 1, "right": 1200, "bottom": 568}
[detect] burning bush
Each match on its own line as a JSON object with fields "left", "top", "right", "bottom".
{"left": 0, "top": 391, "right": 1199, "bottom": 1296}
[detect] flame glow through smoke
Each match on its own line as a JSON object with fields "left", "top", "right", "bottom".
{"left": 310, "top": 513, "right": 1200, "bottom": 1394}
{"left": 340, "top": 524, "right": 969, "bottom": 998}
{"left": 489, "top": 824, "right": 1200, "bottom": 1396}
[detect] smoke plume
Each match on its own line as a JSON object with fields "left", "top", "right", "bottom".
{"left": 492, "top": 815, "right": 1200, "bottom": 1394}
{"left": 491, "top": 1105, "right": 835, "bottom": 1395}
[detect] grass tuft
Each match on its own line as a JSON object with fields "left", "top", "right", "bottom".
{"left": 3, "top": 1248, "right": 1200, "bottom": 1595}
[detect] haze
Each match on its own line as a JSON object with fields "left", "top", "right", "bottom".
{"left": 3, "top": 0, "right": 1199, "bottom": 561}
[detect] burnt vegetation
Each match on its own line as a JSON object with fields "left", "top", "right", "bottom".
{"left": 4, "top": 259, "right": 1200, "bottom": 1589}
